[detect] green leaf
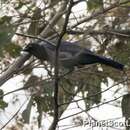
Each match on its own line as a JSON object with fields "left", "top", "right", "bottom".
{"left": 0, "top": 0, "right": 8, "bottom": 3}
{"left": 14, "top": 1, "right": 24, "bottom": 10}
{"left": 85, "top": 76, "right": 102, "bottom": 108}
{"left": 0, "top": 99, "right": 8, "bottom": 110}
{"left": 0, "top": 16, "right": 12, "bottom": 24}
{"left": 0, "top": 16, "right": 15, "bottom": 44}
{"left": 0, "top": 16, "right": 16, "bottom": 57}
{"left": 109, "top": 41, "right": 130, "bottom": 65}
{"left": 87, "top": 0, "right": 103, "bottom": 11}
{"left": 4, "top": 43, "right": 21, "bottom": 57}
{"left": 0, "top": 89, "right": 9, "bottom": 110}
{"left": 34, "top": 96, "right": 54, "bottom": 116}
{"left": 22, "top": 98, "right": 33, "bottom": 124}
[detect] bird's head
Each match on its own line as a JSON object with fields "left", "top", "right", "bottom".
{"left": 22, "top": 43, "right": 48, "bottom": 60}
{"left": 22, "top": 43, "right": 41, "bottom": 58}
{"left": 23, "top": 43, "right": 38, "bottom": 53}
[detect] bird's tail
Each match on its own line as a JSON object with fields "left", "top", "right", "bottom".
{"left": 97, "top": 55, "right": 124, "bottom": 70}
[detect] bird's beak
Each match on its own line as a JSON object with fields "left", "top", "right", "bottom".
{"left": 22, "top": 46, "right": 28, "bottom": 51}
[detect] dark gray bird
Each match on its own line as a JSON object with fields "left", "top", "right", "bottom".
{"left": 23, "top": 41, "right": 124, "bottom": 71}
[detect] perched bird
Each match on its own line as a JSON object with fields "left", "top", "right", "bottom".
{"left": 23, "top": 40, "right": 124, "bottom": 71}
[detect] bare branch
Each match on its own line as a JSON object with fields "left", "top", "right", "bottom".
{"left": 0, "top": 99, "right": 28, "bottom": 130}
{"left": 50, "top": 1, "right": 74, "bottom": 130}
{"left": 0, "top": 0, "right": 68, "bottom": 88}
{"left": 71, "top": 0, "right": 130, "bottom": 28}
{"left": 40, "top": 1, "right": 68, "bottom": 38}
{"left": 67, "top": 29, "right": 130, "bottom": 38}
{"left": 60, "top": 95, "right": 124, "bottom": 121}
{"left": 59, "top": 79, "right": 127, "bottom": 106}
{"left": 0, "top": 53, "right": 31, "bottom": 87}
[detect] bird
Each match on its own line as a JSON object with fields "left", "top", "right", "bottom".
{"left": 23, "top": 40, "right": 124, "bottom": 71}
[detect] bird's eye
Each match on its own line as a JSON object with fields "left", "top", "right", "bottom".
{"left": 27, "top": 44, "right": 33, "bottom": 47}
{"left": 23, "top": 44, "right": 33, "bottom": 51}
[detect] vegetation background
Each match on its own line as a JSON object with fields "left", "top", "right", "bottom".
{"left": 0, "top": 0, "right": 130, "bottom": 130}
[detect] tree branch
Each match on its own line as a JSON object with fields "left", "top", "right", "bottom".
{"left": 59, "top": 79, "right": 127, "bottom": 106}
{"left": 0, "top": 0, "right": 68, "bottom": 87}
{"left": 71, "top": 0, "right": 130, "bottom": 28}
{"left": 40, "top": 1, "right": 68, "bottom": 38}
{"left": 59, "top": 95, "right": 124, "bottom": 121}
{"left": 50, "top": 1, "right": 73, "bottom": 130}
{"left": 0, "top": 53, "right": 31, "bottom": 87}
{"left": 67, "top": 29, "right": 130, "bottom": 38}
{"left": 0, "top": 99, "right": 28, "bottom": 130}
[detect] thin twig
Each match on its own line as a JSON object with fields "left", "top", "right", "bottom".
{"left": 0, "top": 53, "right": 31, "bottom": 87}
{"left": 71, "top": 0, "right": 130, "bottom": 28}
{"left": 67, "top": 30, "right": 130, "bottom": 38}
{"left": 15, "top": 32, "right": 55, "bottom": 46}
{"left": 59, "top": 95, "right": 124, "bottom": 121}
{"left": 59, "top": 79, "right": 127, "bottom": 106}
{"left": 50, "top": 1, "right": 74, "bottom": 130}
{"left": 0, "top": 99, "right": 28, "bottom": 130}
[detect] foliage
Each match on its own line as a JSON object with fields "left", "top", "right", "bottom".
{"left": 0, "top": 16, "right": 16, "bottom": 57}
{"left": 87, "top": 0, "right": 103, "bottom": 11}
{"left": 0, "top": 89, "right": 8, "bottom": 110}
{"left": 0, "top": 0, "right": 130, "bottom": 129}
{"left": 4, "top": 43, "right": 22, "bottom": 57}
